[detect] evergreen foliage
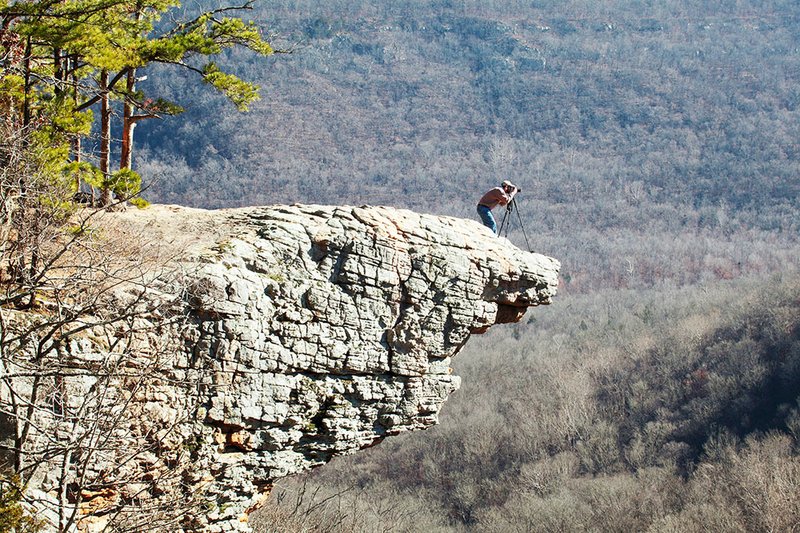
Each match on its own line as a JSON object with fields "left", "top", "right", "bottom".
{"left": 0, "top": 475, "right": 43, "bottom": 532}
{"left": 0, "top": 0, "right": 274, "bottom": 208}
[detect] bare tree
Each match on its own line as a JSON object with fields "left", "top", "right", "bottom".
{"left": 0, "top": 131, "right": 208, "bottom": 529}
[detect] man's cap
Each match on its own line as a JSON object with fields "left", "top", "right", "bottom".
{"left": 501, "top": 180, "right": 516, "bottom": 189}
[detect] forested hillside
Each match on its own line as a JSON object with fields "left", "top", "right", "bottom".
{"left": 134, "top": 0, "right": 799, "bottom": 292}
{"left": 254, "top": 275, "right": 800, "bottom": 532}
{"left": 120, "top": 2, "right": 799, "bottom": 530}
{"left": 122, "top": 2, "right": 800, "bottom": 528}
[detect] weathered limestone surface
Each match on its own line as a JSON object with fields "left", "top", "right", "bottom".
{"left": 6, "top": 204, "right": 559, "bottom": 531}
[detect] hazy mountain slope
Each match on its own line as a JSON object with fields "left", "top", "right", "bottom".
{"left": 133, "top": 1, "right": 800, "bottom": 290}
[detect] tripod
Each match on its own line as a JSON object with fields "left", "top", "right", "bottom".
{"left": 498, "top": 198, "right": 533, "bottom": 252}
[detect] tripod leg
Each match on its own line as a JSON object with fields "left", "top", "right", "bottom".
{"left": 513, "top": 199, "right": 533, "bottom": 252}
{"left": 499, "top": 207, "right": 510, "bottom": 236}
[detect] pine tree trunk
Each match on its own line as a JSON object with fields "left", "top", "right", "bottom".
{"left": 68, "top": 54, "right": 83, "bottom": 192}
{"left": 53, "top": 47, "right": 63, "bottom": 96}
{"left": 22, "top": 37, "right": 31, "bottom": 133}
{"left": 17, "top": 36, "right": 33, "bottom": 289}
{"left": 120, "top": 69, "right": 135, "bottom": 171}
{"left": 99, "top": 69, "right": 112, "bottom": 207}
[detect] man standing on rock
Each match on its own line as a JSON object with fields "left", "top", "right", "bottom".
{"left": 477, "top": 180, "right": 519, "bottom": 235}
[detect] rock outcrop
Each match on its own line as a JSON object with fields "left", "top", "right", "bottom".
{"left": 2, "top": 204, "right": 559, "bottom": 531}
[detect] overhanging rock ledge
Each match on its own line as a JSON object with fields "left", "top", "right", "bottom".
{"left": 12, "top": 204, "right": 560, "bottom": 531}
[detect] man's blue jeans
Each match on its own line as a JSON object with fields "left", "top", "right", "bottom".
{"left": 477, "top": 204, "right": 497, "bottom": 234}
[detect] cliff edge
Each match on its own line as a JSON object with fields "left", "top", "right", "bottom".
{"left": 2, "top": 204, "right": 559, "bottom": 531}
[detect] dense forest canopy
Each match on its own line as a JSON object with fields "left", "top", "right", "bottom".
{"left": 133, "top": 0, "right": 799, "bottom": 292}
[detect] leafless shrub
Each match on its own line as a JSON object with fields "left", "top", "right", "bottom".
{"left": 252, "top": 474, "right": 450, "bottom": 533}
{"left": 0, "top": 140, "right": 207, "bottom": 530}
{"left": 690, "top": 433, "right": 800, "bottom": 533}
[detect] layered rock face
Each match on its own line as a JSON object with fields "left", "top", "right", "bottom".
{"left": 4, "top": 204, "right": 559, "bottom": 531}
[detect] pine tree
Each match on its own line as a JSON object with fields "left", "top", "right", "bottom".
{"left": 2, "top": 0, "right": 276, "bottom": 207}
